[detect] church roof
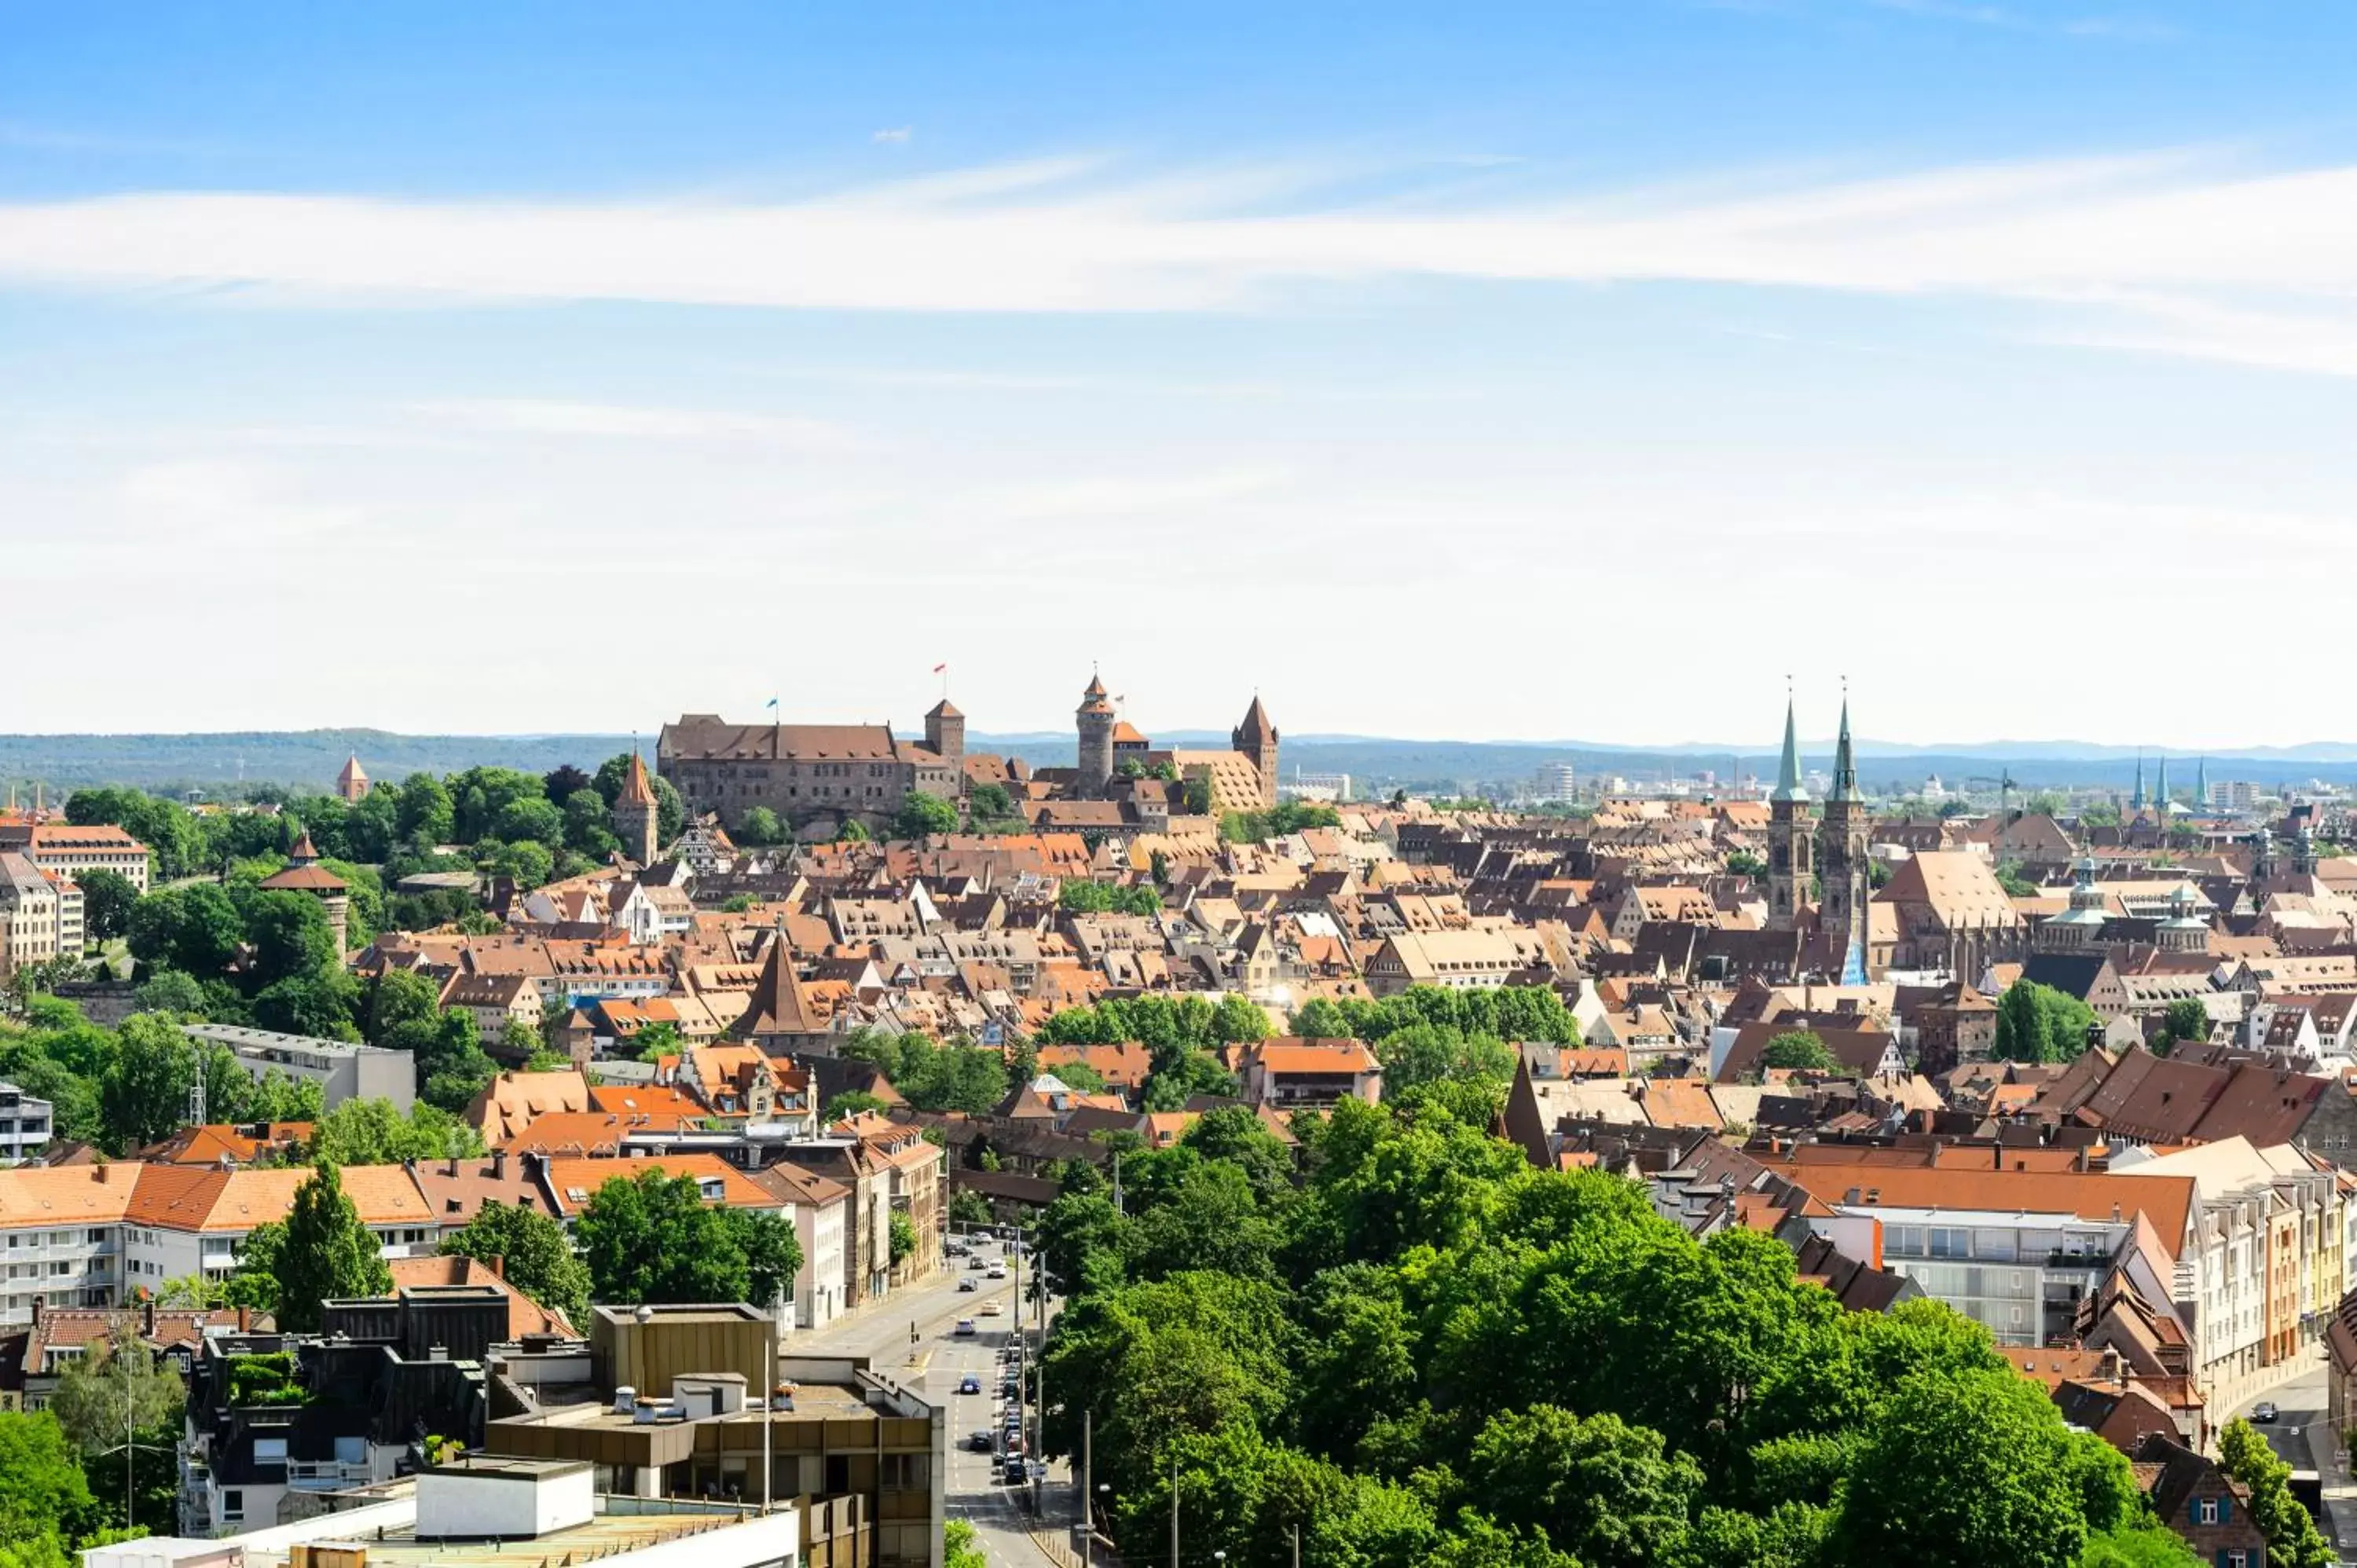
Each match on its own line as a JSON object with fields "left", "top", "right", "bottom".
{"left": 1770, "top": 699, "right": 1810, "bottom": 804}
{"left": 735, "top": 934, "right": 822, "bottom": 1037}
{"left": 618, "top": 752, "right": 658, "bottom": 808}
{"left": 337, "top": 754, "right": 368, "bottom": 786}
{"left": 1828, "top": 699, "right": 1862, "bottom": 804}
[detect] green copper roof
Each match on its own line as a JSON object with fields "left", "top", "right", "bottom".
{"left": 1771, "top": 698, "right": 1809, "bottom": 804}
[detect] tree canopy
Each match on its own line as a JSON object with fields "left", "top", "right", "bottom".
{"left": 1035, "top": 1091, "right": 2147, "bottom": 1568}
{"left": 440, "top": 1200, "right": 593, "bottom": 1329}
{"left": 574, "top": 1167, "right": 802, "bottom": 1309}
{"left": 266, "top": 1161, "right": 394, "bottom": 1331}
{"left": 1994, "top": 981, "right": 2100, "bottom": 1064}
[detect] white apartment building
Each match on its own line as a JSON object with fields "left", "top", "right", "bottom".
{"left": 0, "top": 1163, "right": 442, "bottom": 1328}
{"left": 0, "top": 852, "right": 61, "bottom": 979}
{"left": 0, "top": 1082, "right": 54, "bottom": 1163}
{"left": 181, "top": 1023, "right": 418, "bottom": 1112}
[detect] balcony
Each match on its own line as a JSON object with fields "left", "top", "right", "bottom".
{"left": 287, "top": 1458, "right": 373, "bottom": 1491}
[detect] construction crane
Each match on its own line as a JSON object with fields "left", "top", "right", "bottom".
{"left": 1966, "top": 772, "right": 2019, "bottom": 814}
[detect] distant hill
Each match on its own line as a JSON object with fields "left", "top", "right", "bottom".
{"left": 1, "top": 727, "right": 2350, "bottom": 800}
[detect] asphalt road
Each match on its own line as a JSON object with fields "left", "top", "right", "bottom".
{"left": 797, "top": 1240, "right": 1075, "bottom": 1566}
{"left": 2224, "top": 1357, "right": 2329, "bottom": 1474}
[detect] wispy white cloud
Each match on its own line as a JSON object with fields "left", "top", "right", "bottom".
{"left": 3, "top": 148, "right": 2356, "bottom": 373}
{"left": 872, "top": 127, "right": 913, "bottom": 145}
{"left": 411, "top": 397, "right": 869, "bottom": 449}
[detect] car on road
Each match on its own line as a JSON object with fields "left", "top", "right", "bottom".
{"left": 988, "top": 1262, "right": 1008, "bottom": 1279}
{"left": 959, "top": 1374, "right": 982, "bottom": 1394}
{"left": 2253, "top": 1401, "right": 2280, "bottom": 1423}
{"left": 967, "top": 1255, "right": 987, "bottom": 1269}
{"left": 955, "top": 1318, "right": 977, "bottom": 1336}
{"left": 958, "top": 1277, "right": 979, "bottom": 1291}
{"left": 980, "top": 1299, "right": 1004, "bottom": 1316}
{"left": 968, "top": 1430, "right": 994, "bottom": 1451}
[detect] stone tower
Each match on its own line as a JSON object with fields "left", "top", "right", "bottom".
{"left": 923, "top": 698, "right": 966, "bottom": 770}
{"left": 1075, "top": 673, "right": 1116, "bottom": 797}
{"left": 614, "top": 751, "right": 660, "bottom": 866}
{"left": 1232, "top": 694, "right": 1280, "bottom": 809}
{"left": 335, "top": 753, "right": 369, "bottom": 804}
{"left": 1815, "top": 698, "right": 1871, "bottom": 961}
{"left": 1766, "top": 698, "right": 1814, "bottom": 931}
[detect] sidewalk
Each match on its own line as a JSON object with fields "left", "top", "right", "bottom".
{"left": 2300, "top": 1416, "right": 2357, "bottom": 1563}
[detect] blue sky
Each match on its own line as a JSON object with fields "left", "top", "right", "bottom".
{"left": 8, "top": 2, "right": 2357, "bottom": 747}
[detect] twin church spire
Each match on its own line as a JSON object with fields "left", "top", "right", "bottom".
{"left": 1765, "top": 690, "right": 1871, "bottom": 978}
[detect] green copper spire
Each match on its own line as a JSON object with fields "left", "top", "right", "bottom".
{"left": 2155, "top": 752, "right": 2169, "bottom": 811}
{"left": 2194, "top": 755, "right": 2209, "bottom": 811}
{"left": 1831, "top": 695, "right": 1862, "bottom": 804}
{"left": 1771, "top": 697, "right": 1809, "bottom": 804}
{"left": 2132, "top": 751, "right": 2146, "bottom": 811}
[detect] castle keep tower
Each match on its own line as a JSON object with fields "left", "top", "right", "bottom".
{"left": 614, "top": 751, "right": 661, "bottom": 866}
{"left": 923, "top": 699, "right": 966, "bottom": 771}
{"left": 1232, "top": 695, "right": 1280, "bottom": 810}
{"left": 1076, "top": 673, "right": 1116, "bottom": 797}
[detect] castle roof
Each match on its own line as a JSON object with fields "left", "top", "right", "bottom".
{"left": 618, "top": 751, "right": 658, "bottom": 808}
{"left": 926, "top": 698, "right": 963, "bottom": 720}
{"left": 1234, "top": 694, "right": 1277, "bottom": 742}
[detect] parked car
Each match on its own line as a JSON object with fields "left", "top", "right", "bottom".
{"left": 955, "top": 1318, "right": 977, "bottom": 1336}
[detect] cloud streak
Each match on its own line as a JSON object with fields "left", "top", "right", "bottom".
{"left": 3, "top": 150, "right": 2357, "bottom": 372}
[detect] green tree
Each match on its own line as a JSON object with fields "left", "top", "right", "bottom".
{"left": 970, "top": 783, "right": 1016, "bottom": 820}
{"left": 1993, "top": 980, "right": 2099, "bottom": 1064}
{"left": 736, "top": 806, "right": 783, "bottom": 847}
{"left": 944, "top": 1519, "right": 988, "bottom": 1568}
{"left": 894, "top": 793, "right": 959, "bottom": 839}
{"left": 244, "top": 890, "right": 339, "bottom": 986}
{"left": 99, "top": 1013, "right": 203, "bottom": 1152}
{"left": 273, "top": 1161, "right": 394, "bottom": 1332}
{"left": 823, "top": 1090, "right": 889, "bottom": 1122}
{"left": 2157, "top": 998, "right": 2211, "bottom": 1053}
{"left": 574, "top": 1167, "right": 801, "bottom": 1308}
{"left": 1726, "top": 849, "right": 1769, "bottom": 878}
{"left": 889, "top": 1210, "right": 918, "bottom": 1266}
{"left": 396, "top": 772, "right": 456, "bottom": 844}
{"left": 130, "top": 969, "right": 207, "bottom": 1017}
{"left": 2078, "top": 1522, "right": 2205, "bottom": 1567}
{"left": 308, "top": 1097, "right": 483, "bottom": 1164}
{"left": 1462, "top": 1404, "right": 1704, "bottom": 1568}
{"left": 49, "top": 1328, "right": 185, "bottom": 1538}
{"left": 1832, "top": 1367, "right": 2128, "bottom": 1568}
{"left": 440, "top": 1200, "right": 593, "bottom": 1328}
{"left": 75, "top": 869, "right": 139, "bottom": 946}
{"left": 0, "top": 1409, "right": 100, "bottom": 1558}
{"left": 1994, "top": 859, "right": 2039, "bottom": 897}
{"left": 2218, "top": 1418, "right": 2333, "bottom": 1568}
{"left": 1760, "top": 1031, "right": 1837, "bottom": 1072}
{"left": 836, "top": 819, "right": 871, "bottom": 843}
{"left": 126, "top": 883, "right": 243, "bottom": 979}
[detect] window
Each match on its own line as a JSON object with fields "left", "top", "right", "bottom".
{"left": 254, "top": 1438, "right": 288, "bottom": 1464}
{"left": 221, "top": 1489, "right": 244, "bottom": 1522}
{"left": 2196, "top": 1498, "right": 2220, "bottom": 1525}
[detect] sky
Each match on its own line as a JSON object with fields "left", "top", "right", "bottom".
{"left": 8, "top": 1, "right": 2357, "bottom": 749}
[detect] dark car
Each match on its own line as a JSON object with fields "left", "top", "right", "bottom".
{"left": 2253, "top": 1401, "right": 2281, "bottom": 1423}
{"left": 968, "top": 1430, "right": 994, "bottom": 1451}
{"left": 958, "top": 1277, "right": 979, "bottom": 1292}
{"left": 959, "top": 1374, "right": 982, "bottom": 1394}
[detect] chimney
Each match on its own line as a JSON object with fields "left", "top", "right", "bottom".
{"left": 237, "top": 1306, "right": 251, "bottom": 1332}
{"left": 489, "top": 1254, "right": 504, "bottom": 1280}
{"left": 490, "top": 1149, "right": 508, "bottom": 1179}
{"left": 142, "top": 1299, "right": 156, "bottom": 1337}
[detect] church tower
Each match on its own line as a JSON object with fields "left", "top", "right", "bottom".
{"left": 614, "top": 751, "right": 661, "bottom": 866}
{"left": 1075, "top": 673, "right": 1116, "bottom": 797}
{"left": 1232, "top": 694, "right": 1280, "bottom": 809}
{"left": 1816, "top": 696, "right": 1871, "bottom": 961}
{"left": 1766, "top": 697, "right": 1814, "bottom": 931}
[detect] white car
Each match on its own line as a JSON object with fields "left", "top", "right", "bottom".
{"left": 980, "top": 1299, "right": 1004, "bottom": 1316}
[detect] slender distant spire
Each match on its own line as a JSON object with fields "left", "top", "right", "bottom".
{"left": 2132, "top": 750, "right": 2146, "bottom": 811}
{"left": 1830, "top": 690, "right": 1861, "bottom": 804}
{"left": 2195, "top": 754, "right": 2209, "bottom": 811}
{"left": 1770, "top": 693, "right": 1809, "bottom": 804}
{"left": 2155, "top": 752, "right": 2169, "bottom": 811}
